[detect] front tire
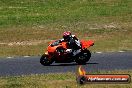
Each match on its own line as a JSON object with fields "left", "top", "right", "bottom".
{"left": 40, "top": 54, "right": 53, "bottom": 66}
{"left": 75, "top": 50, "right": 91, "bottom": 65}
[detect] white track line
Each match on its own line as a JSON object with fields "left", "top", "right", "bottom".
{"left": 6, "top": 51, "right": 126, "bottom": 59}
{"left": 7, "top": 57, "right": 13, "bottom": 58}
{"left": 118, "top": 51, "right": 125, "bottom": 53}
{"left": 24, "top": 56, "right": 30, "bottom": 57}
{"left": 96, "top": 52, "right": 102, "bottom": 53}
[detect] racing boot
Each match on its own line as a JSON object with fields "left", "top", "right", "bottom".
{"left": 66, "top": 49, "right": 72, "bottom": 53}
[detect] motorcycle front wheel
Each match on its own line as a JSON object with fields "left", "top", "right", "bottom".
{"left": 40, "top": 54, "right": 53, "bottom": 66}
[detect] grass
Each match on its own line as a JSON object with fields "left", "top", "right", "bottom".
{"left": 0, "top": 70, "right": 132, "bottom": 88}
{"left": 0, "top": 0, "right": 132, "bottom": 56}
{"left": 0, "top": 0, "right": 131, "bottom": 27}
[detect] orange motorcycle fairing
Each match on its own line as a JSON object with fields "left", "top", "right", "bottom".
{"left": 81, "top": 40, "right": 94, "bottom": 49}
{"left": 47, "top": 42, "right": 67, "bottom": 53}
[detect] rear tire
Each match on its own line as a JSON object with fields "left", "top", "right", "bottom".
{"left": 40, "top": 54, "right": 53, "bottom": 66}
{"left": 75, "top": 50, "right": 91, "bottom": 65}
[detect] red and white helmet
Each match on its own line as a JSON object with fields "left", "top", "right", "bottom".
{"left": 63, "top": 31, "right": 71, "bottom": 40}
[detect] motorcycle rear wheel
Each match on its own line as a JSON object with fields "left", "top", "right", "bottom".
{"left": 40, "top": 54, "right": 53, "bottom": 66}
{"left": 75, "top": 50, "right": 91, "bottom": 65}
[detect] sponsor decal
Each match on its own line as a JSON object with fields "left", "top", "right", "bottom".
{"left": 76, "top": 66, "right": 131, "bottom": 84}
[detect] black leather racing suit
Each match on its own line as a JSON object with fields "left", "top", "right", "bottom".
{"left": 59, "top": 35, "right": 81, "bottom": 50}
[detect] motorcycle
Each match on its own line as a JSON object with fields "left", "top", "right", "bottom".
{"left": 40, "top": 39, "right": 94, "bottom": 66}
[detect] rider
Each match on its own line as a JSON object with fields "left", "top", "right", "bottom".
{"left": 59, "top": 31, "right": 81, "bottom": 56}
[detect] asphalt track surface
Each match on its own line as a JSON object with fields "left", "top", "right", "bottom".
{"left": 0, "top": 52, "right": 132, "bottom": 76}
